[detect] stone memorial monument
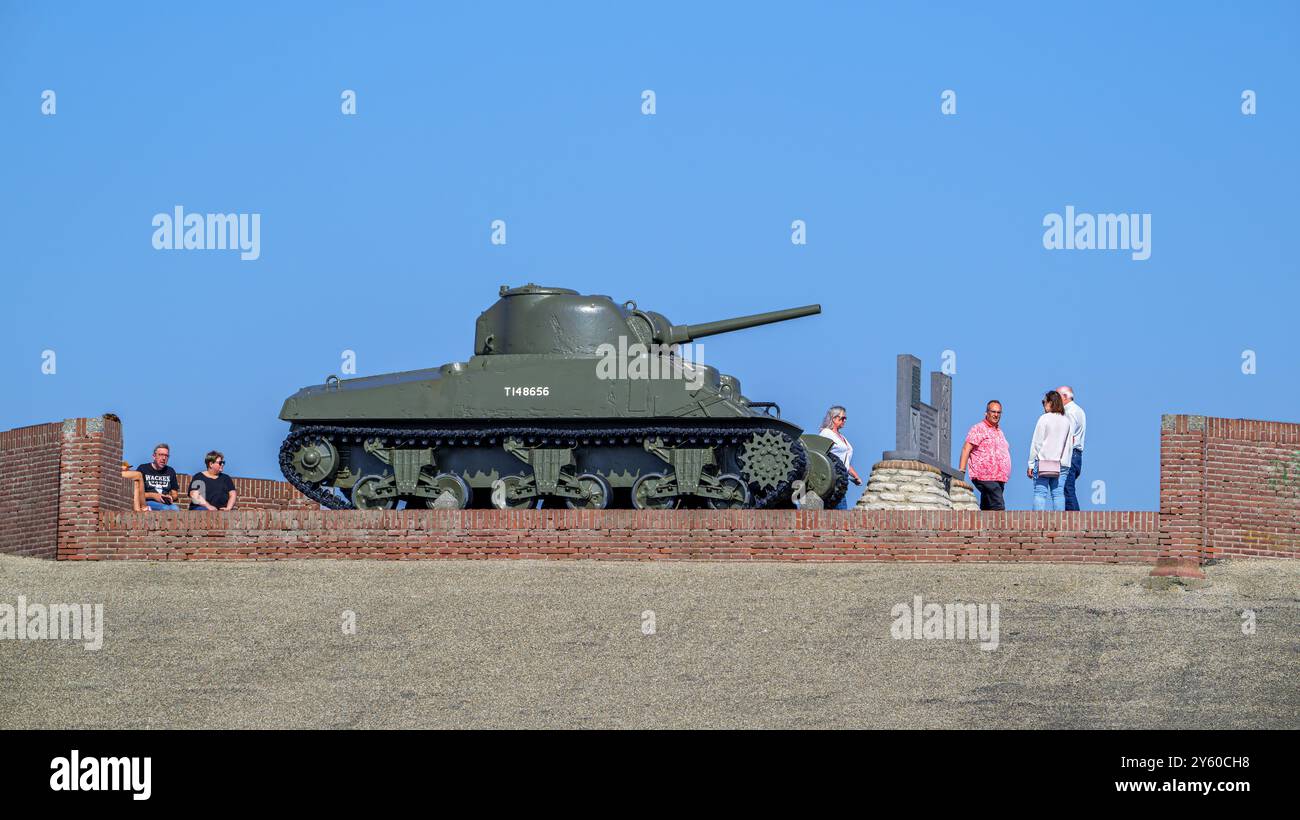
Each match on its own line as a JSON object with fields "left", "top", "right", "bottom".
{"left": 856, "top": 354, "right": 979, "bottom": 511}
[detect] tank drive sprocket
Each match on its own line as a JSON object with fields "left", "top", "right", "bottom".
{"left": 739, "top": 431, "right": 800, "bottom": 491}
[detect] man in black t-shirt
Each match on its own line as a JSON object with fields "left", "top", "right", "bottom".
{"left": 136, "top": 443, "right": 180, "bottom": 511}
{"left": 189, "top": 450, "right": 238, "bottom": 511}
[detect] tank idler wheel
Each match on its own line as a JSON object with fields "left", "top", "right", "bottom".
{"left": 352, "top": 474, "right": 397, "bottom": 510}
{"left": 493, "top": 475, "right": 537, "bottom": 509}
{"left": 706, "top": 473, "right": 751, "bottom": 510}
{"left": 566, "top": 473, "right": 612, "bottom": 510}
{"left": 632, "top": 472, "right": 681, "bottom": 510}
{"left": 423, "top": 473, "right": 472, "bottom": 509}
{"left": 292, "top": 438, "right": 339, "bottom": 484}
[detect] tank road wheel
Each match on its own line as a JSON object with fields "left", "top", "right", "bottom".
{"left": 566, "top": 473, "right": 612, "bottom": 510}
{"left": 291, "top": 438, "right": 338, "bottom": 484}
{"left": 632, "top": 472, "right": 681, "bottom": 510}
{"left": 352, "top": 474, "right": 397, "bottom": 510}
{"left": 423, "top": 473, "right": 472, "bottom": 509}
{"left": 493, "top": 475, "right": 537, "bottom": 510}
{"left": 706, "top": 473, "right": 751, "bottom": 510}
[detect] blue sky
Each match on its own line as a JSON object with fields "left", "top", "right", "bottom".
{"left": 2, "top": 1, "right": 1296, "bottom": 510}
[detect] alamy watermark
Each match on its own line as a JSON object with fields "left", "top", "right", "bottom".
{"left": 152, "top": 205, "right": 261, "bottom": 260}
{"left": 940, "top": 349, "right": 956, "bottom": 375}
{"left": 0, "top": 596, "right": 103, "bottom": 650}
{"left": 890, "top": 595, "right": 999, "bottom": 650}
{"left": 1042, "top": 205, "right": 1150, "bottom": 261}
{"left": 1242, "top": 349, "right": 1256, "bottom": 374}
{"left": 50, "top": 750, "right": 150, "bottom": 800}
{"left": 596, "top": 336, "right": 707, "bottom": 391}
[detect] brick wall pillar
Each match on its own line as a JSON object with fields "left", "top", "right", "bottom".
{"left": 0, "top": 421, "right": 63, "bottom": 558}
{"left": 56, "top": 416, "right": 131, "bottom": 559}
{"left": 1153, "top": 414, "right": 1207, "bottom": 579}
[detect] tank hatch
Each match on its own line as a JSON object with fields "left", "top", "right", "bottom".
{"left": 498, "top": 283, "right": 579, "bottom": 297}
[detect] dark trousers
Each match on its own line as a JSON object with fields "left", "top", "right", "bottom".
{"left": 971, "top": 479, "right": 1005, "bottom": 511}
{"left": 1062, "top": 449, "right": 1084, "bottom": 511}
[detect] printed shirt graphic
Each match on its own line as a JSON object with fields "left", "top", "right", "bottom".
{"left": 964, "top": 421, "right": 1011, "bottom": 482}
{"left": 135, "top": 463, "right": 179, "bottom": 495}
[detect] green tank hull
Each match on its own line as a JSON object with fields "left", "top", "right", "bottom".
{"left": 278, "top": 284, "right": 845, "bottom": 509}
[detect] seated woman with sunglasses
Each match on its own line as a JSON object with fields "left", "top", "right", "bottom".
{"left": 189, "top": 450, "right": 238, "bottom": 511}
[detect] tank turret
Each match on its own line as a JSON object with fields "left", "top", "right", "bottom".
{"left": 472, "top": 283, "right": 819, "bottom": 355}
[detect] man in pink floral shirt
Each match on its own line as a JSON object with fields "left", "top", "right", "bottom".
{"left": 958, "top": 400, "right": 1011, "bottom": 510}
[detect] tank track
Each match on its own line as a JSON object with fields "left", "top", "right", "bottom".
{"left": 280, "top": 420, "right": 807, "bottom": 511}
{"left": 824, "top": 451, "right": 850, "bottom": 509}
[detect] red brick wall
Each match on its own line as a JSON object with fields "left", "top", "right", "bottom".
{"left": 173, "top": 474, "right": 319, "bottom": 512}
{"left": 0, "top": 415, "right": 319, "bottom": 560}
{"left": 2, "top": 413, "right": 1295, "bottom": 563}
{"left": 0, "top": 422, "right": 63, "bottom": 558}
{"left": 1158, "top": 415, "right": 1207, "bottom": 563}
{"left": 56, "top": 417, "right": 134, "bottom": 560}
{"left": 1160, "top": 415, "right": 1300, "bottom": 560}
{"left": 82, "top": 509, "right": 1160, "bottom": 562}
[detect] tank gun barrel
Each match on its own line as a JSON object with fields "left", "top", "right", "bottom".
{"left": 660, "top": 304, "right": 821, "bottom": 345}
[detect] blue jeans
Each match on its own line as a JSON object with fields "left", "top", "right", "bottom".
{"left": 146, "top": 500, "right": 179, "bottom": 511}
{"left": 1032, "top": 464, "right": 1065, "bottom": 511}
{"left": 1061, "top": 449, "right": 1083, "bottom": 511}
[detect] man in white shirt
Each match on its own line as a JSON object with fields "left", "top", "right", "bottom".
{"left": 1057, "top": 385, "right": 1086, "bottom": 511}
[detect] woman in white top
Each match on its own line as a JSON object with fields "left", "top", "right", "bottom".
{"left": 1026, "top": 391, "right": 1073, "bottom": 511}
{"left": 819, "top": 405, "right": 863, "bottom": 509}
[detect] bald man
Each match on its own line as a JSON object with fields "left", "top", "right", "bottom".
{"left": 1057, "top": 385, "right": 1086, "bottom": 511}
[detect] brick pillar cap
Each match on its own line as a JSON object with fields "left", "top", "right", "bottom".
{"left": 1160, "top": 414, "right": 1208, "bottom": 432}
{"left": 62, "top": 415, "right": 114, "bottom": 435}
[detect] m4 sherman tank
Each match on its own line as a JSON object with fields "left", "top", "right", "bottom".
{"left": 278, "top": 284, "right": 848, "bottom": 510}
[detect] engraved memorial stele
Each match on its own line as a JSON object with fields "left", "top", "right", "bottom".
{"left": 857, "top": 354, "right": 978, "bottom": 511}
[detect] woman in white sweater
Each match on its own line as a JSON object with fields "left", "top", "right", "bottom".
{"left": 1026, "top": 391, "right": 1073, "bottom": 511}
{"left": 819, "top": 405, "right": 863, "bottom": 509}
